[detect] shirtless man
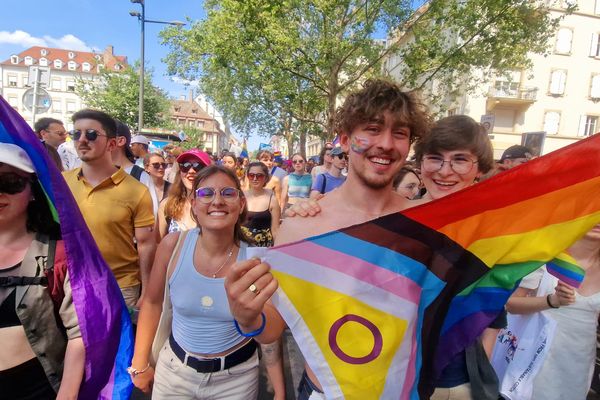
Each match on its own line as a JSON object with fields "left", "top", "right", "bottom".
{"left": 225, "top": 79, "right": 430, "bottom": 399}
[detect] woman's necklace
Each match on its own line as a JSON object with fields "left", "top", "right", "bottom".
{"left": 211, "top": 244, "right": 235, "bottom": 278}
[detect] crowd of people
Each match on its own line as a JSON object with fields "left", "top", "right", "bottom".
{"left": 1, "top": 78, "right": 599, "bottom": 400}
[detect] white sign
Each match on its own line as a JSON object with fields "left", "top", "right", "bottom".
{"left": 480, "top": 114, "right": 495, "bottom": 135}
{"left": 27, "top": 66, "right": 51, "bottom": 87}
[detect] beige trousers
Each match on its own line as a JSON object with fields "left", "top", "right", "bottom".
{"left": 430, "top": 383, "right": 472, "bottom": 400}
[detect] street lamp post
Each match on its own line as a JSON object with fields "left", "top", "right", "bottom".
{"left": 130, "top": 0, "right": 184, "bottom": 132}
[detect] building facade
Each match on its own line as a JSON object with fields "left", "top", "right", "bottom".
{"left": 170, "top": 93, "right": 226, "bottom": 155}
{"left": 385, "top": 0, "right": 600, "bottom": 157}
{"left": 0, "top": 45, "right": 127, "bottom": 130}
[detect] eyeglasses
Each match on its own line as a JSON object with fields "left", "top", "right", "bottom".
{"left": 248, "top": 172, "right": 266, "bottom": 180}
{"left": 151, "top": 162, "right": 168, "bottom": 170}
{"left": 0, "top": 173, "right": 31, "bottom": 194}
{"left": 292, "top": 159, "right": 305, "bottom": 164}
{"left": 179, "top": 161, "right": 204, "bottom": 173}
{"left": 69, "top": 129, "right": 108, "bottom": 141}
{"left": 195, "top": 186, "right": 240, "bottom": 204}
{"left": 422, "top": 155, "right": 478, "bottom": 175}
{"left": 334, "top": 153, "right": 348, "bottom": 160}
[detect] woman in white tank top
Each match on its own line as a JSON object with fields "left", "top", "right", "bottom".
{"left": 130, "top": 165, "right": 281, "bottom": 399}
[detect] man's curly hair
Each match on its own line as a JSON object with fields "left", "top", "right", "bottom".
{"left": 335, "top": 79, "right": 430, "bottom": 143}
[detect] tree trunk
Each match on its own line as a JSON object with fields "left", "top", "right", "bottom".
{"left": 299, "top": 129, "right": 307, "bottom": 159}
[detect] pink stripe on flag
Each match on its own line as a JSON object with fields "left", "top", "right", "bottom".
{"left": 275, "top": 240, "right": 422, "bottom": 304}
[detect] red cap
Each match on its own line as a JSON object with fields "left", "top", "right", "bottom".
{"left": 176, "top": 149, "right": 212, "bottom": 168}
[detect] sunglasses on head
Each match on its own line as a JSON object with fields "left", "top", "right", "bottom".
{"left": 69, "top": 129, "right": 107, "bottom": 141}
{"left": 151, "top": 162, "right": 168, "bottom": 170}
{"left": 248, "top": 172, "right": 266, "bottom": 180}
{"left": 179, "top": 161, "right": 204, "bottom": 173}
{"left": 0, "top": 173, "right": 31, "bottom": 194}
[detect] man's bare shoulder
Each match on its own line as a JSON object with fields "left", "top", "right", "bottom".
{"left": 276, "top": 214, "right": 329, "bottom": 245}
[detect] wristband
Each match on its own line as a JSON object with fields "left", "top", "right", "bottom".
{"left": 234, "top": 312, "right": 266, "bottom": 337}
{"left": 546, "top": 294, "right": 560, "bottom": 309}
{"left": 127, "top": 363, "right": 150, "bottom": 378}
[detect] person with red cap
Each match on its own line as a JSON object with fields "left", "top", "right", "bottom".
{"left": 156, "top": 149, "right": 213, "bottom": 239}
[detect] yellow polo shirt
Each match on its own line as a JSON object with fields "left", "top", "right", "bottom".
{"left": 63, "top": 167, "right": 155, "bottom": 288}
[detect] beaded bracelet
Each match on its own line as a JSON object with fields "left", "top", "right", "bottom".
{"left": 234, "top": 312, "right": 266, "bottom": 337}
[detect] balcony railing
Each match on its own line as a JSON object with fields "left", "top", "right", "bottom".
{"left": 488, "top": 86, "right": 538, "bottom": 101}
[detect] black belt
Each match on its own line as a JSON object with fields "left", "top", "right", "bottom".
{"left": 168, "top": 334, "right": 257, "bottom": 373}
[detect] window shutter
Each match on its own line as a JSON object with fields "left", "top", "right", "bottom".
{"left": 591, "top": 75, "right": 600, "bottom": 98}
{"left": 544, "top": 112, "right": 560, "bottom": 135}
{"left": 590, "top": 33, "right": 599, "bottom": 57}
{"left": 578, "top": 115, "right": 588, "bottom": 136}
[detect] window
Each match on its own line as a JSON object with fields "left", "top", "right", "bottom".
{"left": 447, "top": 108, "right": 457, "bottom": 116}
{"left": 10, "top": 55, "right": 19, "bottom": 64}
{"left": 66, "top": 80, "right": 75, "bottom": 92}
{"left": 51, "top": 79, "right": 61, "bottom": 90}
{"left": 40, "top": 49, "right": 48, "bottom": 56}
{"left": 591, "top": 75, "right": 600, "bottom": 99}
{"left": 590, "top": 34, "right": 600, "bottom": 57}
{"left": 24, "top": 56, "right": 33, "bottom": 66}
{"left": 555, "top": 28, "right": 573, "bottom": 54}
{"left": 543, "top": 111, "right": 561, "bottom": 135}
{"left": 52, "top": 99, "right": 62, "bottom": 113}
{"left": 495, "top": 80, "right": 519, "bottom": 97}
{"left": 579, "top": 115, "right": 598, "bottom": 136}
{"left": 596, "top": 0, "right": 600, "bottom": 14}
{"left": 22, "top": 76, "right": 28, "bottom": 87}
{"left": 66, "top": 101, "right": 76, "bottom": 113}
{"left": 7, "top": 96, "right": 18, "bottom": 108}
{"left": 113, "top": 64, "right": 122, "bottom": 71}
{"left": 68, "top": 61, "right": 77, "bottom": 71}
{"left": 549, "top": 70, "right": 567, "bottom": 95}
{"left": 82, "top": 62, "right": 91, "bottom": 72}
{"left": 54, "top": 59, "right": 63, "bottom": 69}
{"left": 8, "top": 75, "right": 17, "bottom": 87}
{"left": 197, "top": 120, "right": 205, "bottom": 127}
{"left": 68, "top": 52, "right": 75, "bottom": 59}
{"left": 192, "top": 108, "right": 198, "bottom": 114}
{"left": 39, "top": 57, "right": 48, "bottom": 67}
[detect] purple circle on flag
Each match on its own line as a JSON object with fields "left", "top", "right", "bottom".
{"left": 329, "top": 314, "right": 383, "bottom": 364}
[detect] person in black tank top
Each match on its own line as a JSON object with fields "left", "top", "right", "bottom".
{"left": 242, "top": 162, "right": 281, "bottom": 247}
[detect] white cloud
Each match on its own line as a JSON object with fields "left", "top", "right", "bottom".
{"left": 171, "top": 76, "right": 199, "bottom": 86}
{"left": 0, "top": 30, "right": 93, "bottom": 51}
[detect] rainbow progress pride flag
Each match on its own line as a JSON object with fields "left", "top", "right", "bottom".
{"left": 260, "top": 134, "right": 600, "bottom": 399}
{"left": 0, "top": 96, "right": 133, "bottom": 399}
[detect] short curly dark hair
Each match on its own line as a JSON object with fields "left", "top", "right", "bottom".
{"left": 335, "top": 79, "right": 430, "bottom": 143}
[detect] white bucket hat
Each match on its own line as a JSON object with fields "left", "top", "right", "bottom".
{"left": 0, "top": 143, "right": 35, "bottom": 173}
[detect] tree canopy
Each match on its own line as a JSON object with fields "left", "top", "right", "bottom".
{"left": 76, "top": 64, "right": 171, "bottom": 130}
{"left": 161, "top": 0, "right": 566, "bottom": 148}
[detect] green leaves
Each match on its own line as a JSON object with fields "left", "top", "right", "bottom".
{"left": 75, "top": 64, "right": 170, "bottom": 130}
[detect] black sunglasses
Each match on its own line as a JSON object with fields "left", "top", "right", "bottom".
{"left": 69, "top": 129, "right": 107, "bottom": 141}
{"left": 334, "top": 153, "right": 347, "bottom": 160}
{"left": 151, "top": 162, "right": 168, "bottom": 170}
{"left": 179, "top": 161, "right": 204, "bottom": 173}
{"left": 0, "top": 173, "right": 31, "bottom": 194}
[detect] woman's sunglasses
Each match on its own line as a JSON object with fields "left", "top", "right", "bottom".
{"left": 292, "top": 159, "right": 305, "bottom": 164}
{"left": 195, "top": 186, "right": 240, "bottom": 204}
{"left": 0, "top": 173, "right": 31, "bottom": 194}
{"left": 69, "top": 129, "right": 107, "bottom": 141}
{"left": 248, "top": 172, "right": 266, "bottom": 180}
{"left": 151, "top": 162, "right": 168, "bottom": 170}
{"left": 179, "top": 161, "right": 205, "bottom": 173}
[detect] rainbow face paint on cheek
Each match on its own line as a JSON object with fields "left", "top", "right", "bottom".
{"left": 350, "top": 136, "right": 371, "bottom": 154}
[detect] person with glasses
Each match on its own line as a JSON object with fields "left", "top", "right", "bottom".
{"left": 414, "top": 115, "right": 501, "bottom": 400}
{"left": 311, "top": 143, "right": 334, "bottom": 178}
{"left": 156, "top": 149, "right": 212, "bottom": 239}
{"left": 63, "top": 109, "right": 156, "bottom": 310}
{"left": 258, "top": 151, "right": 283, "bottom": 207}
{"left": 0, "top": 143, "right": 84, "bottom": 399}
{"left": 309, "top": 147, "right": 347, "bottom": 199}
{"left": 143, "top": 153, "right": 171, "bottom": 202}
{"left": 131, "top": 165, "right": 261, "bottom": 399}
{"left": 240, "top": 161, "right": 285, "bottom": 399}
{"left": 392, "top": 166, "right": 422, "bottom": 200}
{"left": 281, "top": 153, "right": 312, "bottom": 212}
{"left": 241, "top": 162, "right": 281, "bottom": 248}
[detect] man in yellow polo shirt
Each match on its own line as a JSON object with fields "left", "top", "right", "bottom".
{"left": 63, "top": 109, "right": 156, "bottom": 308}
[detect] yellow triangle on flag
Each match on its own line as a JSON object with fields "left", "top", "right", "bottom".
{"left": 276, "top": 271, "right": 410, "bottom": 398}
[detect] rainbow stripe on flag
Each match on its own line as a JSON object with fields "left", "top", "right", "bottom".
{"left": 261, "top": 133, "right": 600, "bottom": 399}
{"left": 0, "top": 96, "right": 133, "bottom": 399}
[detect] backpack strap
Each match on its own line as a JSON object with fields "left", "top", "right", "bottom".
{"left": 130, "top": 165, "right": 144, "bottom": 181}
{"left": 320, "top": 174, "right": 327, "bottom": 194}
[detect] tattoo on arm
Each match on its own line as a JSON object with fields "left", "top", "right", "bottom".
{"left": 260, "top": 341, "right": 282, "bottom": 365}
